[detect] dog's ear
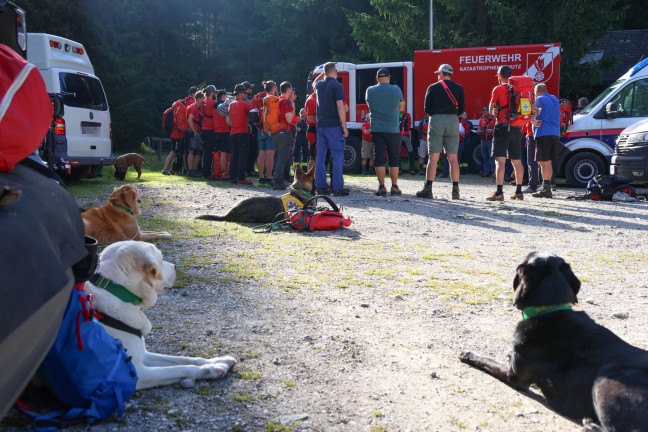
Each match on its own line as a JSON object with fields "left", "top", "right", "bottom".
{"left": 560, "top": 261, "right": 581, "bottom": 303}
{"left": 512, "top": 263, "right": 530, "bottom": 309}
{"left": 120, "top": 186, "right": 141, "bottom": 216}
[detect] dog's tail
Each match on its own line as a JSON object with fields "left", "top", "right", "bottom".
{"left": 143, "top": 159, "right": 155, "bottom": 167}
{"left": 195, "top": 214, "right": 227, "bottom": 221}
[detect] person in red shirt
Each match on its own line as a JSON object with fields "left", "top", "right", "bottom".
{"left": 304, "top": 90, "right": 317, "bottom": 171}
{"left": 212, "top": 89, "right": 231, "bottom": 180}
{"left": 272, "top": 81, "right": 295, "bottom": 190}
{"left": 186, "top": 91, "right": 204, "bottom": 177}
{"left": 227, "top": 84, "right": 252, "bottom": 185}
{"left": 361, "top": 115, "right": 374, "bottom": 175}
{"left": 200, "top": 85, "right": 218, "bottom": 178}
{"left": 486, "top": 65, "right": 525, "bottom": 201}
{"left": 162, "top": 97, "right": 188, "bottom": 176}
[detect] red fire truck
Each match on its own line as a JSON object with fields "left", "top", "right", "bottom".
{"left": 309, "top": 43, "right": 561, "bottom": 173}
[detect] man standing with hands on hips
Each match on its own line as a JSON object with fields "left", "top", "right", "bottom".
{"left": 312, "top": 62, "right": 349, "bottom": 196}
{"left": 416, "top": 63, "right": 464, "bottom": 200}
{"left": 366, "top": 67, "right": 405, "bottom": 196}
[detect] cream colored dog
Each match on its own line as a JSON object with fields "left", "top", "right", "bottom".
{"left": 85, "top": 241, "right": 235, "bottom": 390}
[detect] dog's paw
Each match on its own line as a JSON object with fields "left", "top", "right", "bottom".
{"left": 199, "top": 362, "right": 233, "bottom": 380}
{"left": 207, "top": 355, "right": 237, "bottom": 369}
{"left": 459, "top": 350, "right": 476, "bottom": 363}
{"left": 160, "top": 232, "right": 172, "bottom": 238}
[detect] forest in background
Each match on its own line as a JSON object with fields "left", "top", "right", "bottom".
{"left": 18, "top": 0, "right": 648, "bottom": 151}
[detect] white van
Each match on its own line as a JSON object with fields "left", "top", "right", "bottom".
{"left": 26, "top": 33, "right": 115, "bottom": 176}
{"left": 559, "top": 58, "right": 648, "bottom": 187}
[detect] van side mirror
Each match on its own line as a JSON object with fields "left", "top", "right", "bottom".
{"left": 605, "top": 102, "right": 618, "bottom": 119}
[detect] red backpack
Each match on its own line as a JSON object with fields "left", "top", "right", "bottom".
{"left": 172, "top": 99, "right": 188, "bottom": 133}
{"left": 559, "top": 99, "right": 573, "bottom": 135}
{"left": 508, "top": 76, "right": 535, "bottom": 127}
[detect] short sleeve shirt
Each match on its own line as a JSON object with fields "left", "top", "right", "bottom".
{"left": 490, "top": 84, "right": 510, "bottom": 124}
{"left": 365, "top": 83, "right": 403, "bottom": 133}
{"left": 315, "top": 77, "right": 345, "bottom": 128}
{"left": 187, "top": 102, "right": 201, "bottom": 132}
{"left": 305, "top": 93, "right": 317, "bottom": 126}
{"left": 228, "top": 99, "right": 250, "bottom": 135}
{"left": 202, "top": 99, "right": 216, "bottom": 130}
{"left": 278, "top": 96, "right": 294, "bottom": 132}
{"left": 533, "top": 93, "right": 561, "bottom": 138}
{"left": 213, "top": 107, "right": 230, "bottom": 133}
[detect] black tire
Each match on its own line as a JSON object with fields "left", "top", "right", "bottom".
{"left": 343, "top": 135, "right": 362, "bottom": 174}
{"left": 463, "top": 133, "right": 482, "bottom": 173}
{"left": 565, "top": 151, "right": 606, "bottom": 188}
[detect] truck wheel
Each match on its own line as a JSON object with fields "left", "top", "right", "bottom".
{"left": 565, "top": 152, "right": 605, "bottom": 188}
{"left": 343, "top": 136, "right": 362, "bottom": 174}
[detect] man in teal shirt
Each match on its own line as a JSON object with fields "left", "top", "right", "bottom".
{"left": 365, "top": 68, "right": 405, "bottom": 196}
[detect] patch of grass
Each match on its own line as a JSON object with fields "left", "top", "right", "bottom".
{"left": 369, "top": 426, "right": 387, "bottom": 432}
{"left": 244, "top": 350, "right": 260, "bottom": 359}
{"left": 422, "top": 254, "right": 449, "bottom": 262}
{"left": 194, "top": 386, "right": 218, "bottom": 396}
{"left": 451, "top": 418, "right": 467, "bottom": 429}
{"left": 237, "top": 368, "right": 262, "bottom": 380}
{"left": 424, "top": 280, "right": 505, "bottom": 304}
{"left": 283, "top": 380, "right": 296, "bottom": 387}
{"left": 405, "top": 268, "right": 424, "bottom": 275}
{"left": 364, "top": 268, "right": 394, "bottom": 276}
{"left": 371, "top": 411, "right": 384, "bottom": 418}
{"left": 387, "top": 289, "right": 410, "bottom": 296}
{"left": 232, "top": 392, "right": 255, "bottom": 402}
{"left": 265, "top": 422, "right": 296, "bottom": 432}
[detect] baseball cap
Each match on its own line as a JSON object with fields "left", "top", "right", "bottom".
{"left": 188, "top": 85, "right": 198, "bottom": 94}
{"left": 496, "top": 65, "right": 512, "bottom": 78}
{"left": 233, "top": 83, "right": 247, "bottom": 94}
{"left": 203, "top": 84, "right": 216, "bottom": 94}
{"left": 376, "top": 68, "right": 390, "bottom": 78}
{"left": 242, "top": 81, "right": 254, "bottom": 90}
{"left": 434, "top": 64, "right": 453, "bottom": 75}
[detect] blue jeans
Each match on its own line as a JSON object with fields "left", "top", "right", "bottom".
{"left": 480, "top": 139, "right": 495, "bottom": 174}
{"left": 315, "top": 126, "right": 345, "bottom": 190}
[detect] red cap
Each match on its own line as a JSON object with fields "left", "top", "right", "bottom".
{"left": 0, "top": 44, "right": 53, "bottom": 173}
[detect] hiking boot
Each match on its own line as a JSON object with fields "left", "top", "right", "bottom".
{"left": 316, "top": 187, "right": 330, "bottom": 195}
{"left": 510, "top": 193, "right": 524, "bottom": 200}
{"left": 452, "top": 186, "right": 460, "bottom": 200}
{"left": 333, "top": 188, "right": 350, "bottom": 197}
{"left": 162, "top": 169, "right": 170, "bottom": 176}
{"left": 416, "top": 183, "right": 433, "bottom": 199}
{"left": 362, "top": 166, "right": 368, "bottom": 175}
{"left": 390, "top": 185, "right": 402, "bottom": 196}
{"left": 521, "top": 186, "right": 538, "bottom": 194}
{"left": 552, "top": 184, "right": 557, "bottom": 191}
{"left": 532, "top": 185, "right": 553, "bottom": 198}
{"left": 375, "top": 185, "right": 387, "bottom": 197}
{"left": 486, "top": 192, "right": 504, "bottom": 201}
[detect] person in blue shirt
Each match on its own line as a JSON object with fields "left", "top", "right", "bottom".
{"left": 530, "top": 83, "right": 560, "bottom": 198}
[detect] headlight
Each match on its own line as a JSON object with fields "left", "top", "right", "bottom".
{"left": 626, "top": 132, "right": 648, "bottom": 144}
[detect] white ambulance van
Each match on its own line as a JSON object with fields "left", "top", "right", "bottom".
{"left": 26, "top": 33, "right": 115, "bottom": 176}
{"left": 560, "top": 59, "right": 648, "bottom": 187}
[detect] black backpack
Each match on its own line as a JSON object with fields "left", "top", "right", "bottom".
{"left": 162, "top": 107, "right": 174, "bottom": 136}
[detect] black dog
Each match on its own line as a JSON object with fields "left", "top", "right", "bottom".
{"left": 195, "top": 165, "right": 315, "bottom": 224}
{"left": 460, "top": 252, "right": 648, "bottom": 431}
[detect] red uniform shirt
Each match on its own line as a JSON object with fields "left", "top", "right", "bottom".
{"left": 459, "top": 119, "right": 470, "bottom": 140}
{"left": 228, "top": 99, "right": 250, "bottom": 135}
{"left": 213, "top": 107, "right": 230, "bottom": 133}
{"left": 478, "top": 115, "right": 495, "bottom": 140}
{"left": 202, "top": 98, "right": 217, "bottom": 131}
{"left": 490, "top": 84, "right": 510, "bottom": 124}
{"left": 187, "top": 102, "right": 201, "bottom": 133}
{"left": 305, "top": 93, "right": 317, "bottom": 126}
{"left": 361, "top": 121, "right": 371, "bottom": 141}
{"left": 277, "top": 96, "right": 294, "bottom": 132}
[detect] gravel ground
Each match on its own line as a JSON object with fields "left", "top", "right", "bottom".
{"left": 4, "top": 172, "right": 648, "bottom": 432}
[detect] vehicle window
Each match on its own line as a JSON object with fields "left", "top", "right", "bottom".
{"left": 579, "top": 78, "right": 625, "bottom": 115}
{"left": 356, "top": 67, "right": 405, "bottom": 104}
{"left": 609, "top": 78, "right": 648, "bottom": 118}
{"left": 59, "top": 73, "right": 108, "bottom": 111}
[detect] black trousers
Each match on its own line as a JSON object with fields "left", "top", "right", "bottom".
{"left": 230, "top": 133, "right": 250, "bottom": 181}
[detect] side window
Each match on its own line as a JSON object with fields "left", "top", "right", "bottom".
{"left": 630, "top": 78, "right": 648, "bottom": 117}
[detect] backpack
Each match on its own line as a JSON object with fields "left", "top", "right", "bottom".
{"left": 249, "top": 92, "right": 266, "bottom": 126}
{"left": 586, "top": 174, "right": 636, "bottom": 200}
{"left": 559, "top": 99, "right": 573, "bottom": 135}
{"left": 162, "top": 105, "right": 174, "bottom": 136}
{"left": 287, "top": 196, "right": 352, "bottom": 231}
{"left": 508, "top": 75, "right": 535, "bottom": 127}
{"left": 173, "top": 100, "right": 188, "bottom": 133}
{"left": 22, "top": 282, "right": 138, "bottom": 426}
{"left": 248, "top": 108, "right": 261, "bottom": 125}
{"left": 263, "top": 94, "right": 282, "bottom": 134}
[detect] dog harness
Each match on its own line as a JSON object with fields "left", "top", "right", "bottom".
{"left": 521, "top": 304, "right": 572, "bottom": 320}
{"left": 95, "top": 312, "right": 143, "bottom": 338}
{"left": 90, "top": 273, "right": 142, "bottom": 305}
{"left": 280, "top": 193, "right": 304, "bottom": 212}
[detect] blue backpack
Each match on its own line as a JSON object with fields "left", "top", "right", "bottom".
{"left": 19, "top": 283, "right": 138, "bottom": 427}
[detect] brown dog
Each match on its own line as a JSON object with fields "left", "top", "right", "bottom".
{"left": 81, "top": 184, "right": 172, "bottom": 245}
{"left": 114, "top": 153, "right": 153, "bottom": 180}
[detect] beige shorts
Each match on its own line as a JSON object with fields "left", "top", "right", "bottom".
{"left": 361, "top": 139, "right": 375, "bottom": 160}
{"left": 427, "top": 114, "right": 459, "bottom": 155}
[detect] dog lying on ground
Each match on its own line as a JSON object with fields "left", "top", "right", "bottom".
{"left": 114, "top": 153, "right": 153, "bottom": 180}
{"left": 196, "top": 165, "right": 315, "bottom": 223}
{"left": 459, "top": 252, "right": 648, "bottom": 431}
{"left": 81, "top": 184, "right": 172, "bottom": 245}
{"left": 86, "top": 241, "right": 236, "bottom": 389}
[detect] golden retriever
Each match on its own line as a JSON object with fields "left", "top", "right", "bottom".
{"left": 81, "top": 185, "right": 171, "bottom": 245}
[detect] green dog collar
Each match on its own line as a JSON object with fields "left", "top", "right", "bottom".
{"left": 90, "top": 273, "right": 142, "bottom": 305}
{"left": 112, "top": 203, "right": 134, "bottom": 215}
{"left": 521, "top": 304, "right": 572, "bottom": 320}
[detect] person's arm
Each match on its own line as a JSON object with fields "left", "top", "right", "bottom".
{"left": 284, "top": 101, "right": 295, "bottom": 124}
{"left": 188, "top": 112, "right": 198, "bottom": 135}
{"left": 424, "top": 85, "right": 433, "bottom": 117}
{"left": 312, "top": 71, "right": 325, "bottom": 91}
{"left": 398, "top": 100, "right": 406, "bottom": 114}
{"left": 336, "top": 99, "right": 348, "bottom": 137}
{"left": 457, "top": 86, "right": 465, "bottom": 117}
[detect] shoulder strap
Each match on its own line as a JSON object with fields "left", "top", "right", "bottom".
{"left": 439, "top": 81, "right": 458, "bottom": 109}
{"left": 302, "top": 195, "right": 340, "bottom": 213}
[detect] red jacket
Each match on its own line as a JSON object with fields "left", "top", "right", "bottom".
{"left": 477, "top": 115, "right": 495, "bottom": 140}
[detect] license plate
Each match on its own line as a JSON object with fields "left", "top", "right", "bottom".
{"left": 81, "top": 121, "right": 101, "bottom": 135}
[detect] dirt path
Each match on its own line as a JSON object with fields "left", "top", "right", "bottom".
{"left": 4, "top": 173, "right": 648, "bottom": 432}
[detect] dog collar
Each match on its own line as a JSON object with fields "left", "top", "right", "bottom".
{"left": 90, "top": 273, "right": 142, "bottom": 305}
{"left": 112, "top": 203, "right": 134, "bottom": 215}
{"left": 521, "top": 304, "right": 572, "bottom": 320}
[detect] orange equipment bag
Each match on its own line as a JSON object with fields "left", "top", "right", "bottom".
{"left": 508, "top": 75, "right": 535, "bottom": 127}
{"left": 288, "top": 195, "right": 352, "bottom": 231}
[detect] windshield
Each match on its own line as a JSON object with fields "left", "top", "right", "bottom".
{"left": 579, "top": 78, "right": 626, "bottom": 115}
{"left": 59, "top": 72, "right": 108, "bottom": 111}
